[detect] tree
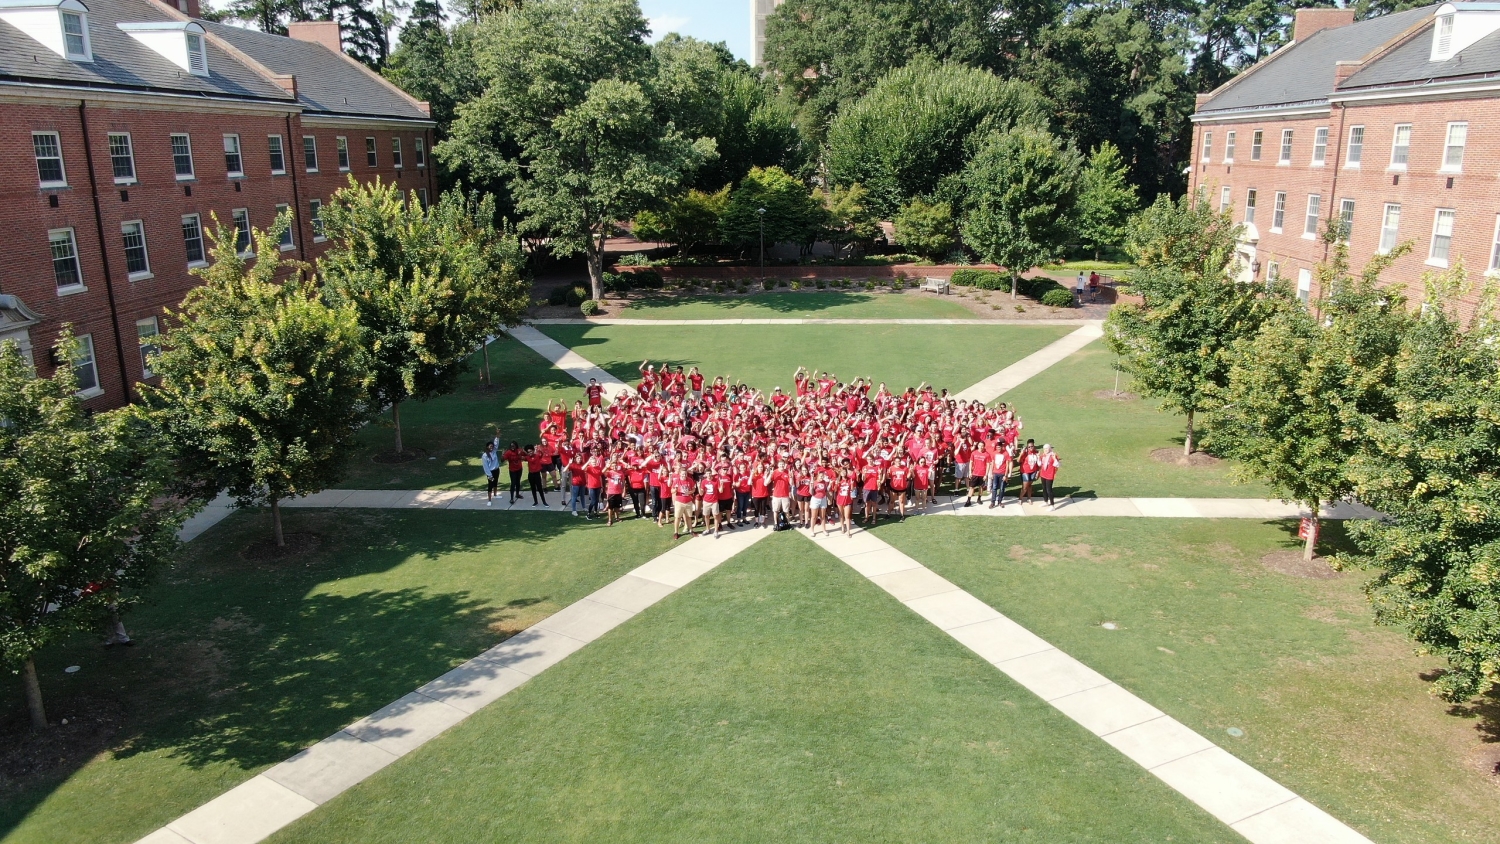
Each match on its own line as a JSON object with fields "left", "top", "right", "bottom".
{"left": 319, "top": 178, "right": 478, "bottom": 453}
{"left": 384, "top": 0, "right": 458, "bottom": 130}
{"left": 146, "top": 216, "right": 372, "bottom": 547}
{"left": 1207, "top": 233, "right": 1412, "bottom": 560}
{"left": 816, "top": 182, "right": 881, "bottom": 257}
{"left": 633, "top": 187, "right": 730, "bottom": 254}
{"left": 825, "top": 59, "right": 1049, "bottom": 218}
{"left": 892, "top": 198, "right": 957, "bottom": 260}
{"left": 2, "top": 336, "right": 186, "bottom": 730}
{"left": 1105, "top": 190, "right": 1279, "bottom": 455}
{"left": 959, "top": 127, "right": 1081, "bottom": 297}
{"left": 429, "top": 188, "right": 532, "bottom": 385}
{"left": 719, "top": 166, "right": 827, "bottom": 256}
{"left": 438, "top": 0, "right": 715, "bottom": 301}
{"left": 1074, "top": 142, "right": 1139, "bottom": 260}
{"left": 1338, "top": 266, "right": 1500, "bottom": 702}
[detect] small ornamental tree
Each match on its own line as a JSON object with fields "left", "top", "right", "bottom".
{"left": 892, "top": 198, "right": 957, "bottom": 260}
{"left": 2, "top": 334, "right": 187, "bottom": 730}
{"left": 633, "top": 186, "right": 730, "bottom": 254}
{"left": 146, "top": 216, "right": 373, "bottom": 546}
{"left": 959, "top": 127, "right": 1082, "bottom": 298}
{"left": 719, "top": 166, "right": 828, "bottom": 257}
{"left": 1105, "top": 190, "right": 1281, "bottom": 455}
{"left": 816, "top": 182, "right": 881, "bottom": 257}
{"left": 428, "top": 189, "right": 532, "bottom": 385}
{"left": 1074, "top": 141, "right": 1139, "bottom": 260}
{"left": 1338, "top": 265, "right": 1500, "bottom": 702}
{"left": 319, "top": 179, "right": 477, "bottom": 454}
{"left": 1208, "top": 233, "right": 1414, "bottom": 560}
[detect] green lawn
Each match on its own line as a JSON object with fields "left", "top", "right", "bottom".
{"left": 0, "top": 509, "right": 675, "bottom": 844}
{"left": 615, "top": 291, "right": 979, "bottom": 320}
{"left": 271, "top": 532, "right": 1233, "bottom": 843}
{"left": 537, "top": 323, "right": 1075, "bottom": 402}
{"left": 335, "top": 333, "right": 587, "bottom": 490}
{"left": 875, "top": 517, "right": 1498, "bottom": 844}
{"left": 999, "top": 339, "right": 1268, "bottom": 498}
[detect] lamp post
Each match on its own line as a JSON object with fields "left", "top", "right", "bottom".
{"left": 756, "top": 207, "right": 767, "bottom": 287}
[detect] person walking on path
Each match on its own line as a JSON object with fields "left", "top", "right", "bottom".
{"left": 1019, "top": 440, "right": 1040, "bottom": 505}
{"left": 1075, "top": 273, "right": 1086, "bottom": 306}
{"left": 1039, "top": 444, "right": 1061, "bottom": 508}
{"left": 482, "top": 438, "right": 502, "bottom": 506}
{"left": 1088, "top": 271, "right": 1101, "bottom": 302}
{"left": 526, "top": 445, "right": 549, "bottom": 507}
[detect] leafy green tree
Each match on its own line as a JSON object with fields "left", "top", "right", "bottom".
{"left": 319, "top": 178, "right": 478, "bottom": 453}
{"left": 384, "top": 0, "right": 462, "bottom": 133}
{"left": 719, "top": 166, "right": 827, "bottom": 256}
{"left": 146, "top": 216, "right": 372, "bottom": 548}
{"left": 439, "top": 0, "right": 715, "bottom": 301}
{"left": 1339, "top": 266, "right": 1500, "bottom": 702}
{"left": 633, "top": 187, "right": 730, "bottom": 254}
{"left": 1105, "top": 190, "right": 1280, "bottom": 455}
{"left": 1074, "top": 141, "right": 1139, "bottom": 260}
{"left": 816, "top": 182, "right": 881, "bottom": 257}
{"left": 892, "top": 198, "right": 957, "bottom": 260}
{"left": 1207, "top": 234, "right": 1412, "bottom": 560}
{"left": 2, "top": 335, "right": 186, "bottom": 730}
{"left": 959, "top": 127, "right": 1081, "bottom": 298}
{"left": 428, "top": 189, "right": 531, "bottom": 385}
{"left": 825, "top": 60, "right": 1048, "bottom": 218}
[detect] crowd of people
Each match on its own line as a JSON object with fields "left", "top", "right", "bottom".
{"left": 480, "top": 362, "right": 1061, "bottom": 538}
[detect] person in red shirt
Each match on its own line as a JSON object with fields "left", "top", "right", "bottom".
{"left": 751, "top": 461, "right": 771, "bottom": 526}
{"left": 835, "top": 461, "right": 857, "bottom": 536}
{"left": 584, "top": 451, "right": 605, "bottom": 517}
{"left": 966, "top": 447, "right": 989, "bottom": 508}
{"left": 860, "top": 460, "right": 883, "bottom": 527}
{"left": 1038, "top": 444, "right": 1061, "bottom": 508}
{"left": 952, "top": 439, "right": 972, "bottom": 498}
{"left": 991, "top": 443, "right": 1014, "bottom": 509}
{"left": 585, "top": 378, "right": 604, "bottom": 408}
{"left": 566, "top": 451, "right": 587, "bottom": 516}
{"left": 769, "top": 461, "right": 794, "bottom": 526}
{"left": 699, "top": 471, "right": 726, "bottom": 537}
{"left": 501, "top": 441, "right": 525, "bottom": 505}
{"left": 688, "top": 366, "right": 705, "bottom": 401}
{"left": 809, "top": 468, "right": 831, "bottom": 536}
{"left": 671, "top": 468, "right": 698, "bottom": 540}
{"left": 604, "top": 458, "right": 626, "bottom": 526}
{"left": 525, "top": 445, "right": 550, "bottom": 507}
{"left": 887, "top": 458, "right": 911, "bottom": 520}
{"left": 1018, "top": 439, "right": 1041, "bottom": 504}
{"left": 626, "top": 453, "right": 647, "bottom": 519}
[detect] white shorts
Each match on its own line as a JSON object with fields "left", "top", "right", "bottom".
{"left": 702, "top": 500, "right": 719, "bottom": 517}
{"left": 810, "top": 497, "right": 827, "bottom": 509}
{"left": 955, "top": 464, "right": 970, "bottom": 479}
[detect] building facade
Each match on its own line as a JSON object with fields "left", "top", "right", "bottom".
{"left": 1189, "top": 3, "right": 1500, "bottom": 310}
{"left": 0, "top": 0, "right": 434, "bottom": 410}
{"left": 750, "top": 0, "right": 782, "bottom": 66}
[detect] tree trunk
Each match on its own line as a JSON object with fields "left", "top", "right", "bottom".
{"left": 1183, "top": 409, "right": 1195, "bottom": 456}
{"left": 588, "top": 230, "right": 606, "bottom": 302}
{"left": 1010, "top": 272, "right": 1019, "bottom": 300}
{"left": 271, "top": 497, "right": 285, "bottom": 547}
{"left": 481, "top": 340, "right": 492, "bottom": 386}
{"left": 23, "top": 657, "right": 46, "bottom": 730}
{"left": 392, "top": 401, "right": 404, "bottom": 454}
{"left": 1304, "top": 501, "right": 1319, "bottom": 562}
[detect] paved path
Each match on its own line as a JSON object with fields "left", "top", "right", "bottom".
{"left": 801, "top": 527, "right": 1373, "bottom": 844}
{"left": 951, "top": 321, "right": 1105, "bottom": 403}
{"left": 530, "top": 318, "right": 1096, "bottom": 326}
{"left": 135, "top": 527, "right": 775, "bottom": 844}
{"left": 507, "top": 325, "right": 632, "bottom": 400}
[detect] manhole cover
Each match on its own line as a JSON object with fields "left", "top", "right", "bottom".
{"left": 1101, "top": 622, "right": 1118, "bottom": 630}
{"left": 64, "top": 666, "right": 80, "bottom": 674}
{"left": 1226, "top": 727, "right": 1245, "bottom": 738}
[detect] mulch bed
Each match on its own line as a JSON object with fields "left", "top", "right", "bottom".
{"left": 1093, "top": 389, "right": 1138, "bottom": 401}
{"left": 1150, "top": 447, "right": 1223, "bottom": 467}
{"left": 0, "top": 695, "right": 124, "bottom": 792}
{"left": 241, "top": 532, "right": 322, "bottom": 562}
{"left": 1260, "top": 551, "right": 1342, "bottom": 580}
{"left": 372, "top": 447, "right": 428, "bottom": 464}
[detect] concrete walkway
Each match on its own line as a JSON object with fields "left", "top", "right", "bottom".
{"left": 951, "top": 321, "right": 1105, "bottom": 403}
{"left": 135, "top": 527, "right": 774, "bottom": 844}
{"left": 507, "top": 325, "right": 632, "bottom": 401}
{"left": 801, "top": 527, "right": 1374, "bottom": 844}
{"left": 530, "top": 317, "right": 1096, "bottom": 326}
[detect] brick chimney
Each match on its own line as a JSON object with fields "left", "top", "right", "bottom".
{"left": 287, "top": 20, "right": 342, "bottom": 53}
{"left": 159, "top": 0, "right": 202, "bottom": 18}
{"left": 1294, "top": 7, "right": 1356, "bottom": 42}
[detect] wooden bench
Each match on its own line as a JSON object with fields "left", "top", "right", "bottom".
{"left": 920, "top": 277, "right": 950, "bottom": 294}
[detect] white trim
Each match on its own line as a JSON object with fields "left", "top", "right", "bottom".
{"left": 1378, "top": 203, "right": 1401, "bottom": 254}
{"left": 299, "top": 113, "right": 435, "bottom": 129}
{"left": 267, "top": 133, "right": 286, "bottom": 175}
{"left": 1190, "top": 105, "right": 1330, "bottom": 124}
{"left": 49, "top": 226, "right": 83, "bottom": 293}
{"left": 107, "top": 130, "right": 136, "bottom": 185}
{"left": 1331, "top": 78, "right": 1500, "bottom": 106}
{"left": 302, "top": 134, "right": 318, "bottom": 173}
{"left": 1427, "top": 207, "right": 1456, "bottom": 267}
{"left": 223, "top": 133, "right": 244, "bottom": 178}
{"left": 1388, "top": 123, "right": 1411, "bottom": 171}
{"left": 275, "top": 203, "right": 295, "bottom": 252}
{"left": 0, "top": 82, "right": 300, "bottom": 114}
{"left": 232, "top": 207, "right": 252, "bottom": 257}
{"left": 335, "top": 135, "right": 350, "bottom": 171}
{"left": 121, "top": 219, "right": 152, "bottom": 281}
{"left": 171, "top": 131, "right": 195, "bottom": 181}
{"left": 1440, "top": 121, "right": 1467, "bottom": 173}
{"left": 32, "top": 129, "right": 67, "bottom": 188}
{"left": 181, "top": 212, "right": 206, "bottom": 266}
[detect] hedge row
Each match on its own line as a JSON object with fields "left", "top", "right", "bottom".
{"left": 950, "top": 269, "right": 1075, "bottom": 306}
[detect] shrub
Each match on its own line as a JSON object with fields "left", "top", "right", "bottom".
{"left": 602, "top": 272, "right": 634, "bottom": 294}
{"left": 777, "top": 279, "right": 789, "bottom": 288}
{"left": 736, "top": 282, "right": 748, "bottom": 294}
{"left": 762, "top": 279, "right": 775, "bottom": 290}
{"left": 711, "top": 281, "right": 724, "bottom": 293}
{"left": 548, "top": 285, "right": 589, "bottom": 307}
{"left": 790, "top": 280, "right": 802, "bottom": 290}
{"left": 580, "top": 299, "right": 601, "bottom": 316}
{"left": 815, "top": 279, "right": 827, "bottom": 289}
{"left": 863, "top": 280, "right": 875, "bottom": 291}
{"left": 617, "top": 252, "right": 651, "bottom": 266}
{"left": 1041, "top": 288, "right": 1075, "bottom": 308}
{"left": 944, "top": 248, "right": 972, "bottom": 266}
{"left": 629, "top": 268, "right": 664, "bottom": 289}
{"left": 891, "top": 277, "right": 905, "bottom": 290}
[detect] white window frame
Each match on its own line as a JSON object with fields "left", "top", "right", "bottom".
{"left": 136, "top": 316, "right": 160, "bottom": 378}
{"left": 1224, "top": 130, "right": 1236, "bottom": 163}
{"left": 72, "top": 333, "right": 101, "bottom": 397}
{"left": 392, "top": 137, "right": 403, "bottom": 169}
{"left": 60, "top": 9, "right": 91, "bottom": 61}
{"left": 1267, "top": 261, "right": 1280, "bottom": 283}
{"left": 1345, "top": 125, "right": 1364, "bottom": 168}
{"left": 224, "top": 133, "right": 243, "bottom": 178}
{"left": 418, "top": 188, "right": 429, "bottom": 208}
{"left": 1278, "top": 128, "right": 1293, "bottom": 165}
{"left": 1378, "top": 203, "right": 1401, "bottom": 254}
{"left": 1200, "top": 130, "right": 1212, "bottom": 164}
{"left": 121, "top": 219, "right": 151, "bottom": 280}
{"left": 1490, "top": 215, "right": 1500, "bottom": 275}
{"left": 1389, "top": 124, "right": 1411, "bottom": 170}
{"left": 336, "top": 136, "right": 350, "bottom": 171}
{"left": 232, "top": 208, "right": 252, "bottom": 257}
{"left": 182, "top": 213, "right": 207, "bottom": 267}
{"left": 1433, "top": 13, "right": 1455, "bottom": 60}
{"left": 1339, "top": 198, "right": 1356, "bottom": 243}
{"left": 50, "top": 227, "right": 84, "bottom": 294}
{"left": 108, "top": 132, "right": 136, "bottom": 184}
{"left": 1428, "top": 208, "right": 1456, "bottom": 267}
{"left": 309, "top": 198, "right": 325, "bottom": 242}
{"left": 1271, "top": 191, "right": 1286, "bottom": 233}
{"left": 267, "top": 134, "right": 286, "bottom": 175}
{"left": 415, "top": 137, "right": 425, "bottom": 168}
{"left": 185, "top": 31, "right": 208, "bottom": 75}
{"left": 365, "top": 136, "right": 377, "bottom": 167}
{"left": 302, "top": 135, "right": 318, "bottom": 173}
{"left": 1297, "top": 269, "right": 1312, "bottom": 304}
{"left": 1244, "top": 188, "right": 1258, "bottom": 224}
{"left": 1219, "top": 185, "right": 1232, "bottom": 213}
{"left": 1311, "top": 127, "right": 1327, "bottom": 166}
{"left": 1251, "top": 129, "right": 1263, "bottom": 161}
{"left": 276, "top": 203, "right": 295, "bottom": 251}
{"left": 1304, "top": 194, "right": 1321, "bottom": 239}
{"left": 33, "top": 131, "right": 67, "bottom": 187}
{"left": 171, "top": 132, "right": 195, "bottom": 180}
{"left": 1441, "top": 122, "right": 1466, "bottom": 173}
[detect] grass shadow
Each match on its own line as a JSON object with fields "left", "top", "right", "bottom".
{"left": 624, "top": 291, "right": 882, "bottom": 315}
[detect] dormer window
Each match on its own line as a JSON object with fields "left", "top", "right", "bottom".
{"left": 186, "top": 32, "right": 206, "bottom": 74}
{"left": 116, "top": 21, "right": 210, "bottom": 76}
{"left": 0, "top": 0, "right": 94, "bottom": 63}
{"left": 61, "top": 10, "right": 87, "bottom": 58}
{"left": 1434, "top": 13, "right": 1454, "bottom": 58}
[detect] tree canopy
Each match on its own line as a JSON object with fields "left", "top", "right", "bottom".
{"left": 958, "top": 127, "right": 1081, "bottom": 295}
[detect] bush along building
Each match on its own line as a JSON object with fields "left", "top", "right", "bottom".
{"left": 1189, "top": 3, "right": 1500, "bottom": 310}
{"left": 0, "top": 0, "right": 434, "bottom": 409}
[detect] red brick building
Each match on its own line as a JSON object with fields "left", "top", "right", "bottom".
{"left": 0, "top": 0, "right": 434, "bottom": 409}
{"left": 1189, "top": 3, "right": 1500, "bottom": 309}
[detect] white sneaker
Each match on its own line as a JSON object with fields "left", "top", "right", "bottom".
{"left": 486, "top": 500, "right": 492, "bottom": 507}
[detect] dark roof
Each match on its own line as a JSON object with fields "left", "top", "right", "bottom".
{"left": 203, "top": 20, "right": 429, "bottom": 122}
{"left": 1198, "top": 5, "right": 1436, "bottom": 113}
{"left": 0, "top": 0, "right": 291, "bottom": 101}
{"left": 1341, "top": 18, "right": 1500, "bottom": 88}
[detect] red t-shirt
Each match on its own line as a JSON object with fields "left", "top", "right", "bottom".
{"left": 586, "top": 384, "right": 603, "bottom": 406}
{"left": 888, "top": 465, "right": 909, "bottom": 491}
{"left": 605, "top": 470, "right": 625, "bottom": 496}
{"left": 672, "top": 478, "right": 697, "bottom": 504}
{"left": 502, "top": 448, "right": 524, "bottom": 473}
{"left": 770, "top": 470, "right": 792, "bottom": 498}
{"left": 584, "top": 457, "right": 604, "bottom": 489}
{"left": 862, "top": 466, "right": 881, "bottom": 491}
